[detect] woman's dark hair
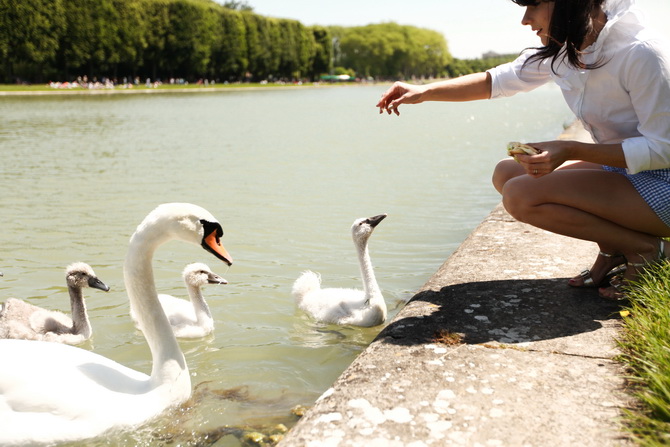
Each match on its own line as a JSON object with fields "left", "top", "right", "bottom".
{"left": 512, "top": 0, "right": 606, "bottom": 72}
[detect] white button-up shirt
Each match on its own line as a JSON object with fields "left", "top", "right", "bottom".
{"left": 488, "top": 0, "right": 670, "bottom": 174}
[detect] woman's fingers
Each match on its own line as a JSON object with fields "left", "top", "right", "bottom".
{"left": 377, "top": 83, "right": 412, "bottom": 115}
{"left": 514, "top": 153, "right": 546, "bottom": 177}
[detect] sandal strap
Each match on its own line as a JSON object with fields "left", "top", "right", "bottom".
{"left": 600, "top": 277, "right": 627, "bottom": 301}
{"left": 627, "top": 261, "right": 646, "bottom": 268}
{"left": 659, "top": 239, "right": 667, "bottom": 261}
{"left": 578, "top": 269, "right": 595, "bottom": 286}
{"left": 610, "top": 276, "right": 625, "bottom": 290}
{"left": 628, "top": 239, "right": 668, "bottom": 267}
{"left": 598, "top": 251, "right": 618, "bottom": 258}
{"left": 605, "top": 241, "right": 667, "bottom": 301}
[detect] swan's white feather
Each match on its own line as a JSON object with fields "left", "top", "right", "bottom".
{"left": 133, "top": 262, "right": 226, "bottom": 338}
{"left": 159, "top": 293, "right": 198, "bottom": 324}
{"left": 0, "top": 339, "right": 151, "bottom": 444}
{"left": 294, "top": 272, "right": 383, "bottom": 325}
{"left": 0, "top": 203, "right": 233, "bottom": 446}
{"left": 157, "top": 294, "right": 212, "bottom": 338}
{"left": 292, "top": 214, "right": 388, "bottom": 327}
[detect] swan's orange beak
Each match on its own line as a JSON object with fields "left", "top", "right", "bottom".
{"left": 203, "top": 229, "right": 233, "bottom": 266}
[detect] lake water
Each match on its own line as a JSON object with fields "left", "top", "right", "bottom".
{"left": 0, "top": 84, "right": 573, "bottom": 446}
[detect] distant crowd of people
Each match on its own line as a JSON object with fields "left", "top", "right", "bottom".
{"left": 47, "top": 76, "right": 201, "bottom": 90}
{"left": 46, "top": 75, "right": 369, "bottom": 90}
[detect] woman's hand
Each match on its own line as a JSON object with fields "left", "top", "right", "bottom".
{"left": 376, "top": 82, "right": 425, "bottom": 116}
{"left": 376, "top": 74, "right": 492, "bottom": 115}
{"left": 513, "top": 140, "right": 570, "bottom": 177}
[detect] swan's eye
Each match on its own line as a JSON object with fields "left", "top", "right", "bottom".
{"left": 200, "top": 220, "right": 223, "bottom": 240}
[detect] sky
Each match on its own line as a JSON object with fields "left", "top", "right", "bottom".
{"left": 242, "top": 0, "right": 670, "bottom": 59}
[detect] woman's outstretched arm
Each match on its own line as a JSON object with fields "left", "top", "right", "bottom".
{"left": 376, "top": 72, "right": 492, "bottom": 116}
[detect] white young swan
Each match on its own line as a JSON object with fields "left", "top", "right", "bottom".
{"left": 0, "top": 262, "right": 110, "bottom": 344}
{"left": 131, "top": 262, "right": 227, "bottom": 338}
{"left": 292, "top": 214, "right": 388, "bottom": 327}
{"left": 0, "top": 203, "right": 233, "bottom": 446}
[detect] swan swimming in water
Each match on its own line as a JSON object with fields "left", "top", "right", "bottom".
{"left": 131, "top": 262, "right": 227, "bottom": 338}
{"left": 0, "top": 262, "right": 109, "bottom": 344}
{"left": 292, "top": 214, "right": 388, "bottom": 327}
{"left": 0, "top": 203, "right": 233, "bottom": 446}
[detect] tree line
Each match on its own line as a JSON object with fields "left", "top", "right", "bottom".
{"left": 0, "top": 0, "right": 515, "bottom": 84}
{"left": 446, "top": 53, "right": 520, "bottom": 78}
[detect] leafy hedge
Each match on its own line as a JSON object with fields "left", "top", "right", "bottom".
{"left": 0, "top": 0, "right": 515, "bottom": 84}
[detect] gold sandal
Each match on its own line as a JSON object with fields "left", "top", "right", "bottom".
{"left": 569, "top": 251, "right": 626, "bottom": 288}
{"left": 598, "top": 240, "right": 667, "bottom": 301}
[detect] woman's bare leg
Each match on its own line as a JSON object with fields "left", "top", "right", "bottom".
{"left": 493, "top": 159, "right": 631, "bottom": 286}
{"left": 492, "top": 158, "right": 603, "bottom": 193}
{"left": 497, "top": 166, "right": 670, "bottom": 295}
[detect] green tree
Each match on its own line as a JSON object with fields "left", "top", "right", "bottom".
{"left": 0, "top": 0, "right": 456, "bottom": 84}
{"left": 334, "top": 23, "right": 449, "bottom": 79}
{"left": 111, "top": 0, "right": 148, "bottom": 79}
{"left": 222, "top": 0, "right": 252, "bottom": 11}
{"left": 242, "top": 13, "right": 280, "bottom": 81}
{"left": 0, "top": 0, "right": 66, "bottom": 82}
{"left": 445, "top": 53, "right": 517, "bottom": 78}
{"left": 405, "top": 27, "right": 451, "bottom": 78}
{"left": 57, "top": 0, "right": 123, "bottom": 79}
{"left": 141, "top": 0, "right": 170, "bottom": 81}
{"left": 209, "top": 7, "right": 248, "bottom": 81}
{"left": 338, "top": 24, "right": 396, "bottom": 78}
{"left": 276, "top": 19, "right": 314, "bottom": 80}
{"left": 163, "top": 0, "right": 218, "bottom": 78}
{"left": 308, "top": 26, "right": 332, "bottom": 80}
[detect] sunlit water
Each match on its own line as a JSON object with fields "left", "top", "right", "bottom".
{"left": 0, "top": 84, "right": 573, "bottom": 445}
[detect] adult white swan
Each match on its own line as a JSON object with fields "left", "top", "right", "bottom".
{"left": 0, "top": 203, "right": 233, "bottom": 446}
{"left": 292, "top": 214, "right": 388, "bottom": 327}
{"left": 0, "top": 262, "right": 109, "bottom": 344}
{"left": 131, "top": 262, "right": 226, "bottom": 338}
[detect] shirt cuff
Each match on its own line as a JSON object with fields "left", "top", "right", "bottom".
{"left": 486, "top": 67, "right": 504, "bottom": 99}
{"left": 622, "top": 137, "right": 651, "bottom": 174}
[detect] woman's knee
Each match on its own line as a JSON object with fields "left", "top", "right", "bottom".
{"left": 492, "top": 158, "right": 525, "bottom": 193}
{"left": 501, "top": 177, "right": 534, "bottom": 222}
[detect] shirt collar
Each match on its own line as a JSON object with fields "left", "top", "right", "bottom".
{"left": 550, "top": 0, "right": 643, "bottom": 88}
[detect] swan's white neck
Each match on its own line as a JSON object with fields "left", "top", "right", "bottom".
{"left": 356, "top": 238, "right": 382, "bottom": 303}
{"left": 69, "top": 285, "right": 91, "bottom": 338}
{"left": 124, "top": 228, "right": 188, "bottom": 386}
{"left": 186, "top": 283, "right": 213, "bottom": 324}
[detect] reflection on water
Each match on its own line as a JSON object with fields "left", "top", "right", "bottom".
{"left": 0, "top": 85, "right": 573, "bottom": 445}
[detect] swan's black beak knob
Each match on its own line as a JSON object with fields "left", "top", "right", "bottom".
{"left": 201, "top": 220, "right": 233, "bottom": 266}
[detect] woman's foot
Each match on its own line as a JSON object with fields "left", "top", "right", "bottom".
{"left": 598, "top": 239, "right": 669, "bottom": 300}
{"left": 568, "top": 251, "right": 626, "bottom": 288}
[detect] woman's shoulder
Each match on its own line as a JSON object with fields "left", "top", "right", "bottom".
{"left": 624, "top": 33, "right": 669, "bottom": 66}
{"left": 610, "top": 28, "right": 670, "bottom": 87}
{"left": 607, "top": 20, "right": 669, "bottom": 63}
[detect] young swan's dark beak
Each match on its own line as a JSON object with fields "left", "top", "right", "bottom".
{"left": 207, "top": 271, "right": 228, "bottom": 285}
{"left": 366, "top": 214, "right": 388, "bottom": 228}
{"left": 88, "top": 276, "right": 111, "bottom": 292}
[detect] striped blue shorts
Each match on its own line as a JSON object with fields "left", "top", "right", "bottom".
{"left": 603, "top": 165, "right": 670, "bottom": 227}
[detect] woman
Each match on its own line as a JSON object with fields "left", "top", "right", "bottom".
{"left": 376, "top": 0, "right": 670, "bottom": 300}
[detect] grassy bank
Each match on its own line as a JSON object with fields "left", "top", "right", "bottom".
{"left": 617, "top": 260, "right": 670, "bottom": 445}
